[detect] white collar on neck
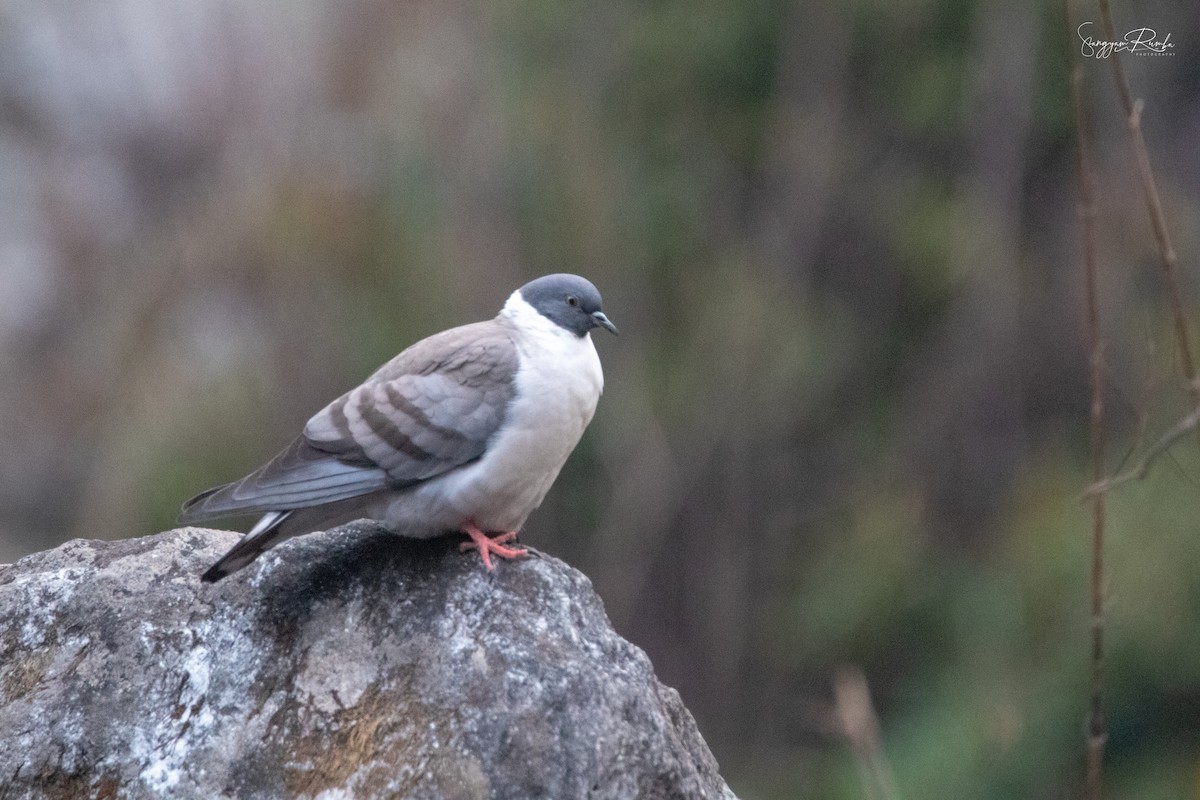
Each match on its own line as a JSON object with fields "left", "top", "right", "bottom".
{"left": 500, "top": 290, "right": 579, "bottom": 340}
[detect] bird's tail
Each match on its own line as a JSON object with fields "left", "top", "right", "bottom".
{"left": 200, "top": 510, "right": 293, "bottom": 583}
{"left": 198, "top": 493, "right": 385, "bottom": 582}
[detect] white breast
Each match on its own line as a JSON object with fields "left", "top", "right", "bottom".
{"left": 382, "top": 294, "right": 603, "bottom": 535}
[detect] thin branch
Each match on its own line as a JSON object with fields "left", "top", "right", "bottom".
{"left": 1086, "top": 404, "right": 1200, "bottom": 495}
{"left": 833, "top": 668, "right": 902, "bottom": 800}
{"left": 1070, "top": 3, "right": 1107, "bottom": 796}
{"left": 1097, "top": 0, "right": 1199, "bottom": 401}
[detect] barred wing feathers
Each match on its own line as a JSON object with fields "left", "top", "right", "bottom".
{"left": 180, "top": 319, "right": 519, "bottom": 522}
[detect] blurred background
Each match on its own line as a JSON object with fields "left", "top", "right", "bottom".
{"left": 2, "top": 0, "right": 1200, "bottom": 797}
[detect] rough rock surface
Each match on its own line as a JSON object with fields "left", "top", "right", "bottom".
{"left": 0, "top": 525, "right": 736, "bottom": 799}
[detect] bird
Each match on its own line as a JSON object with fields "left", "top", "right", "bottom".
{"left": 181, "top": 273, "right": 617, "bottom": 583}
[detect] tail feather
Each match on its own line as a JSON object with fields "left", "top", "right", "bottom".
{"left": 200, "top": 511, "right": 292, "bottom": 583}
{"left": 197, "top": 492, "right": 385, "bottom": 582}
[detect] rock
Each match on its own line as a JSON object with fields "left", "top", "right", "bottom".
{"left": 0, "top": 525, "right": 736, "bottom": 799}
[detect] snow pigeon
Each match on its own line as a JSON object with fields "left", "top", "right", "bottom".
{"left": 182, "top": 273, "right": 617, "bottom": 582}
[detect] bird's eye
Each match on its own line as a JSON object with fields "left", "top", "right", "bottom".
{"left": 566, "top": 295, "right": 579, "bottom": 307}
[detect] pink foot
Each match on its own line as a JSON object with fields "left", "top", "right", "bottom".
{"left": 459, "top": 522, "right": 527, "bottom": 571}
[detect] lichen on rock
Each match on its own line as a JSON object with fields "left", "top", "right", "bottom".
{"left": 0, "top": 524, "right": 736, "bottom": 799}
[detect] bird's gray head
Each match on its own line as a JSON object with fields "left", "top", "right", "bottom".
{"left": 517, "top": 274, "right": 619, "bottom": 337}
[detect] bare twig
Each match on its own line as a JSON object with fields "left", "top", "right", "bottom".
{"left": 1086, "top": 404, "right": 1200, "bottom": 496}
{"left": 833, "top": 668, "right": 902, "bottom": 800}
{"left": 1069, "top": 5, "right": 1107, "bottom": 797}
{"left": 1097, "top": 0, "right": 1199, "bottom": 401}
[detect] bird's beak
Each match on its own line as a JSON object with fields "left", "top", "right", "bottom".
{"left": 591, "top": 311, "right": 618, "bottom": 335}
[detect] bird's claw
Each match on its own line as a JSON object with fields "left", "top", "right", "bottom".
{"left": 460, "top": 524, "right": 527, "bottom": 571}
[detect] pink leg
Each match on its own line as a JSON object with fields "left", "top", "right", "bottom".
{"left": 459, "top": 522, "right": 528, "bottom": 571}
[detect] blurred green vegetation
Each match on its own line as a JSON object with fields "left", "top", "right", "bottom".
{"left": 3, "top": 0, "right": 1200, "bottom": 797}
